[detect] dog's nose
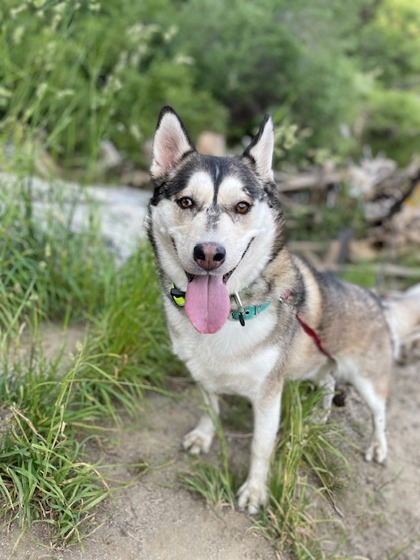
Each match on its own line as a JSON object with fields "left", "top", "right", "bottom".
{"left": 193, "top": 243, "right": 226, "bottom": 271}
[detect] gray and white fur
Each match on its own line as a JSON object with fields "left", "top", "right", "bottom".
{"left": 146, "top": 106, "right": 420, "bottom": 514}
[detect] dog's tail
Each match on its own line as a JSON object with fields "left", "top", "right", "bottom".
{"left": 384, "top": 284, "right": 420, "bottom": 359}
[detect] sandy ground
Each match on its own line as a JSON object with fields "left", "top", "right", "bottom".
{"left": 0, "top": 327, "right": 419, "bottom": 560}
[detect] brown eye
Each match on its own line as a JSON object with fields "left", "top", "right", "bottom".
{"left": 177, "top": 197, "right": 194, "bottom": 209}
{"left": 235, "top": 201, "right": 251, "bottom": 215}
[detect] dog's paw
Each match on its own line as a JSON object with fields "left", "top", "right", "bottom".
{"left": 237, "top": 480, "right": 268, "bottom": 515}
{"left": 182, "top": 428, "right": 213, "bottom": 455}
{"left": 365, "top": 441, "right": 387, "bottom": 464}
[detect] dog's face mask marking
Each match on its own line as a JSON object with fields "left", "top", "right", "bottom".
{"left": 149, "top": 107, "right": 279, "bottom": 333}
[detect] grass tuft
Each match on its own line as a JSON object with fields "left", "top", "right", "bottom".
{"left": 0, "top": 348, "right": 111, "bottom": 546}
{"left": 0, "top": 176, "right": 116, "bottom": 334}
{"left": 180, "top": 414, "right": 238, "bottom": 510}
{"left": 0, "top": 177, "right": 173, "bottom": 545}
{"left": 258, "top": 382, "right": 348, "bottom": 559}
{"left": 182, "top": 382, "right": 349, "bottom": 559}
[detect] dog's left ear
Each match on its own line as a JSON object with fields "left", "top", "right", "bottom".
{"left": 150, "top": 106, "right": 195, "bottom": 181}
{"left": 242, "top": 115, "right": 274, "bottom": 182}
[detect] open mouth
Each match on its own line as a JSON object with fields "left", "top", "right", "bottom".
{"left": 185, "top": 269, "right": 234, "bottom": 285}
{"left": 181, "top": 238, "right": 254, "bottom": 335}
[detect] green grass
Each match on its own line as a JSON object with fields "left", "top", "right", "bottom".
{"left": 0, "top": 341, "right": 109, "bottom": 545}
{"left": 180, "top": 406, "right": 239, "bottom": 510}
{"left": 0, "top": 266, "right": 169, "bottom": 546}
{"left": 0, "top": 292, "right": 168, "bottom": 546}
{"left": 0, "top": 176, "right": 116, "bottom": 331}
{"left": 0, "top": 175, "right": 174, "bottom": 546}
{"left": 182, "top": 383, "right": 349, "bottom": 559}
{"left": 258, "top": 383, "right": 348, "bottom": 559}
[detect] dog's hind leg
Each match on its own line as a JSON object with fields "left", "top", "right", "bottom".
{"left": 237, "top": 386, "right": 282, "bottom": 515}
{"left": 183, "top": 386, "right": 219, "bottom": 455}
{"left": 312, "top": 364, "right": 336, "bottom": 424}
{"left": 353, "top": 376, "right": 388, "bottom": 464}
{"left": 319, "top": 373, "right": 336, "bottom": 423}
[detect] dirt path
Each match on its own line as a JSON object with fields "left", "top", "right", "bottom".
{"left": 0, "top": 387, "right": 278, "bottom": 560}
{"left": 0, "top": 336, "right": 419, "bottom": 559}
{"left": 333, "top": 361, "right": 420, "bottom": 558}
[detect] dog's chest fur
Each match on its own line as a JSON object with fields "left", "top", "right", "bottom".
{"left": 165, "top": 299, "right": 283, "bottom": 399}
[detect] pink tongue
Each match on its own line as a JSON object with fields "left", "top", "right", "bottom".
{"left": 185, "top": 274, "right": 230, "bottom": 334}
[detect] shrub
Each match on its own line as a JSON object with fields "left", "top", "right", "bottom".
{"left": 175, "top": 0, "right": 362, "bottom": 158}
{"left": 363, "top": 88, "right": 420, "bottom": 164}
{"left": 0, "top": 0, "right": 226, "bottom": 170}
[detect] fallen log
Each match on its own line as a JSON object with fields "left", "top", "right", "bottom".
{"left": 275, "top": 169, "right": 346, "bottom": 192}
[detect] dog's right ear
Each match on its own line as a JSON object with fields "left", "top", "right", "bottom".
{"left": 150, "top": 106, "right": 195, "bottom": 181}
{"left": 242, "top": 114, "right": 274, "bottom": 182}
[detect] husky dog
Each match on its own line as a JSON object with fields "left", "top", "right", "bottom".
{"left": 146, "top": 106, "right": 420, "bottom": 514}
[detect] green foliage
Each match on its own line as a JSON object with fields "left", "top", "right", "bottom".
{"left": 357, "top": 0, "right": 420, "bottom": 164}
{"left": 358, "top": 0, "right": 420, "bottom": 87}
{"left": 0, "top": 176, "right": 115, "bottom": 331}
{"left": 175, "top": 0, "right": 363, "bottom": 157}
{"left": 362, "top": 88, "right": 420, "bottom": 164}
{"left": 0, "top": 0, "right": 226, "bottom": 169}
{"left": 1, "top": 0, "right": 420, "bottom": 168}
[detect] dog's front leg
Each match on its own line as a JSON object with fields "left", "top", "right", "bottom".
{"left": 183, "top": 385, "right": 219, "bottom": 455}
{"left": 237, "top": 387, "right": 282, "bottom": 514}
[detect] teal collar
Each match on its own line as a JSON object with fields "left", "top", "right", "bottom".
{"left": 229, "top": 291, "right": 271, "bottom": 326}
{"left": 229, "top": 302, "right": 271, "bottom": 323}
{"left": 169, "top": 284, "right": 270, "bottom": 327}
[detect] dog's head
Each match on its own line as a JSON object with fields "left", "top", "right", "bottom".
{"left": 148, "top": 106, "right": 283, "bottom": 334}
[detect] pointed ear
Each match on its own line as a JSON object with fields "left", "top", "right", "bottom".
{"left": 242, "top": 114, "right": 274, "bottom": 182}
{"left": 150, "top": 106, "right": 195, "bottom": 181}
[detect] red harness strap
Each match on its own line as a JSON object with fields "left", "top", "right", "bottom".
{"left": 295, "top": 313, "right": 335, "bottom": 361}
{"left": 282, "top": 290, "right": 334, "bottom": 361}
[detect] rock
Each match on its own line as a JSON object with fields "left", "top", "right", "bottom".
{"left": 100, "top": 140, "right": 123, "bottom": 169}
{"left": 196, "top": 131, "right": 226, "bottom": 156}
{"left": 121, "top": 169, "right": 150, "bottom": 188}
{"left": 0, "top": 172, "right": 150, "bottom": 264}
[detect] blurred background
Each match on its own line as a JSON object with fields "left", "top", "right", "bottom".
{"left": 0, "top": 0, "right": 419, "bottom": 175}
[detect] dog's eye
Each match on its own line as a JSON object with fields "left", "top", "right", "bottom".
{"left": 235, "top": 201, "right": 251, "bottom": 215}
{"left": 177, "top": 197, "right": 194, "bottom": 210}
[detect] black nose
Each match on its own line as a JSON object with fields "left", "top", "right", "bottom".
{"left": 193, "top": 243, "right": 226, "bottom": 271}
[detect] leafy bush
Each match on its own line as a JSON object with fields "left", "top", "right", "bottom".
{"left": 0, "top": 0, "right": 226, "bottom": 169}
{"left": 356, "top": 0, "right": 420, "bottom": 163}
{"left": 357, "top": 0, "right": 420, "bottom": 87}
{"left": 363, "top": 87, "right": 420, "bottom": 164}
{"left": 1, "top": 0, "right": 419, "bottom": 169}
{"left": 175, "top": 0, "right": 362, "bottom": 157}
